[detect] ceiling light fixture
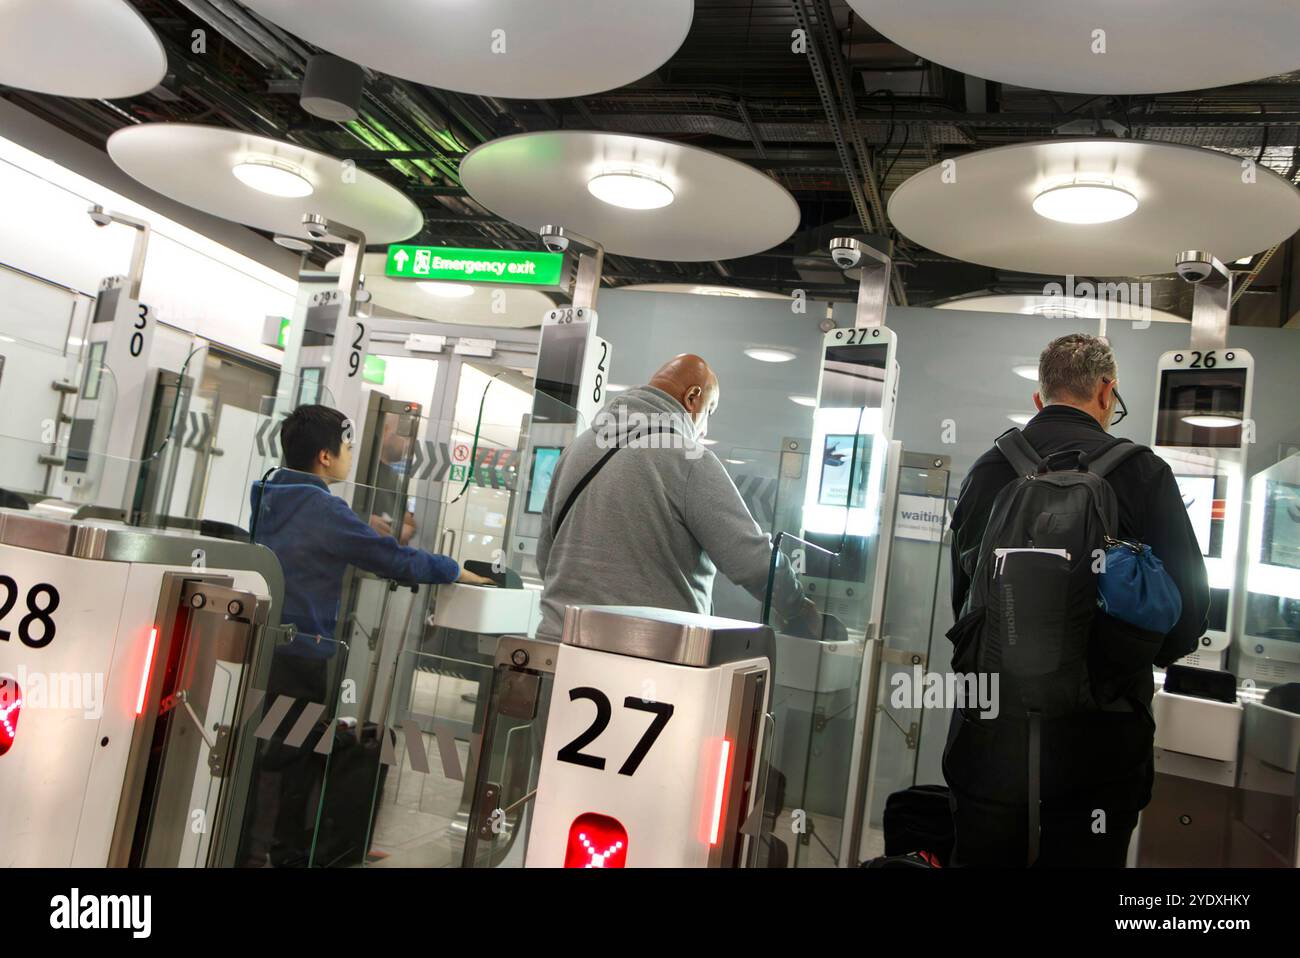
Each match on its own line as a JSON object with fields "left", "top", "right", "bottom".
{"left": 1182, "top": 415, "right": 1241, "bottom": 428}
{"left": 789, "top": 395, "right": 817, "bottom": 408}
{"left": 418, "top": 282, "right": 475, "bottom": 299}
{"left": 231, "top": 159, "right": 314, "bottom": 198}
{"left": 587, "top": 170, "right": 674, "bottom": 210}
{"left": 1013, "top": 364, "right": 1039, "bottom": 381}
{"left": 744, "top": 347, "right": 796, "bottom": 363}
{"left": 1032, "top": 179, "right": 1137, "bottom": 225}
{"left": 1008, "top": 413, "right": 1034, "bottom": 425}
{"left": 1029, "top": 301, "right": 1091, "bottom": 320}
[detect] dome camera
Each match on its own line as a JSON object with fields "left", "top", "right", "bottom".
{"left": 539, "top": 225, "right": 571, "bottom": 254}
{"left": 829, "top": 237, "right": 864, "bottom": 270}
{"left": 302, "top": 213, "right": 330, "bottom": 241}
{"left": 1175, "top": 251, "right": 1215, "bottom": 284}
{"left": 87, "top": 204, "right": 112, "bottom": 228}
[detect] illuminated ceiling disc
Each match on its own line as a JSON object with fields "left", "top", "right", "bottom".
{"left": 460, "top": 132, "right": 800, "bottom": 261}
{"left": 108, "top": 124, "right": 423, "bottom": 243}
{"left": 325, "top": 253, "right": 555, "bottom": 328}
{"left": 240, "top": 0, "right": 694, "bottom": 99}
{"left": 617, "top": 283, "right": 788, "bottom": 299}
{"left": 0, "top": 0, "right": 167, "bottom": 98}
{"left": 845, "top": 0, "right": 1300, "bottom": 94}
{"left": 935, "top": 294, "right": 1188, "bottom": 324}
{"left": 888, "top": 140, "right": 1300, "bottom": 276}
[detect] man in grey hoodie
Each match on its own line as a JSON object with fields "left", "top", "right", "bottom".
{"left": 536, "top": 353, "right": 816, "bottom": 640}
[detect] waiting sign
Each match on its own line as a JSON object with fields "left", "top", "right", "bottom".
{"left": 385, "top": 245, "right": 565, "bottom": 287}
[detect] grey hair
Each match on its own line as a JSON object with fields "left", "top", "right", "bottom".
{"left": 1037, "top": 333, "right": 1117, "bottom": 404}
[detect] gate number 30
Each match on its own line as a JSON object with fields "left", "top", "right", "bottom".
{"left": 557, "top": 687, "right": 674, "bottom": 777}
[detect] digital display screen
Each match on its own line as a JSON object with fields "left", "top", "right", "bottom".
{"left": 82, "top": 341, "right": 106, "bottom": 401}
{"left": 66, "top": 418, "right": 94, "bottom": 474}
{"left": 1175, "top": 475, "right": 1216, "bottom": 558}
{"left": 526, "top": 446, "right": 562, "bottom": 515}
{"left": 1262, "top": 479, "right": 1300, "bottom": 571}
{"left": 535, "top": 323, "right": 586, "bottom": 417}
{"left": 1155, "top": 367, "right": 1247, "bottom": 449}
{"left": 818, "top": 433, "right": 870, "bottom": 508}
{"left": 821, "top": 343, "right": 888, "bottom": 410}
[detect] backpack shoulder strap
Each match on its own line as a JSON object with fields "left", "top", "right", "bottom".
{"left": 994, "top": 428, "right": 1044, "bottom": 477}
{"left": 550, "top": 425, "right": 680, "bottom": 538}
{"left": 1080, "top": 437, "right": 1146, "bottom": 478}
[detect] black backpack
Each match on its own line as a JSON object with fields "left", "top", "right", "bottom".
{"left": 950, "top": 428, "right": 1144, "bottom": 862}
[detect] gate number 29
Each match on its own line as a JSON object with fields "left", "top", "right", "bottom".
{"left": 557, "top": 687, "right": 674, "bottom": 777}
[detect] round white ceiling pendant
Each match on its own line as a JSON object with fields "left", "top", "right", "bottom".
{"left": 888, "top": 140, "right": 1300, "bottom": 277}
{"left": 845, "top": 0, "right": 1300, "bottom": 94}
{"left": 935, "top": 293, "right": 1186, "bottom": 324}
{"left": 325, "top": 253, "right": 554, "bottom": 328}
{"left": 108, "top": 124, "right": 423, "bottom": 243}
{"left": 460, "top": 132, "right": 800, "bottom": 262}
{"left": 240, "top": 0, "right": 694, "bottom": 99}
{"left": 617, "top": 283, "right": 788, "bottom": 299}
{"left": 0, "top": 0, "right": 167, "bottom": 98}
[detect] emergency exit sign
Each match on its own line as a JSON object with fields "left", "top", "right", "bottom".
{"left": 385, "top": 245, "right": 564, "bottom": 287}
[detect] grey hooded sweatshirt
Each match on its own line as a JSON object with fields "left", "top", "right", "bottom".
{"left": 535, "top": 385, "right": 802, "bottom": 640}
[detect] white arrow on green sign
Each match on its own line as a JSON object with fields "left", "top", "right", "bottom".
{"left": 386, "top": 245, "right": 565, "bottom": 287}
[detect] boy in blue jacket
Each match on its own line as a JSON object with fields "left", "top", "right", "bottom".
{"left": 242, "top": 403, "right": 490, "bottom": 866}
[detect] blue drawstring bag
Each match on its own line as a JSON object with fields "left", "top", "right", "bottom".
{"left": 1097, "top": 538, "right": 1182, "bottom": 634}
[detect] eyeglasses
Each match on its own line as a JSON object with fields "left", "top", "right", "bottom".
{"left": 1103, "top": 379, "right": 1128, "bottom": 425}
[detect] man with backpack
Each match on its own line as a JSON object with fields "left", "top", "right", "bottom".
{"left": 946, "top": 333, "right": 1209, "bottom": 867}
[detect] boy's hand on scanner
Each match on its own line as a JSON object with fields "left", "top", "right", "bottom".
{"left": 369, "top": 515, "right": 394, "bottom": 537}
{"left": 457, "top": 568, "right": 496, "bottom": 587}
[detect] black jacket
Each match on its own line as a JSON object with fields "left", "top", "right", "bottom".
{"left": 944, "top": 405, "right": 1210, "bottom": 808}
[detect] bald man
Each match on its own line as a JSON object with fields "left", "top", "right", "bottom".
{"left": 535, "top": 354, "right": 815, "bottom": 640}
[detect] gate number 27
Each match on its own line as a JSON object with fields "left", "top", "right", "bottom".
{"left": 557, "top": 687, "right": 674, "bottom": 776}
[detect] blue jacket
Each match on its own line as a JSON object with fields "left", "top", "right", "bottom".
{"left": 251, "top": 470, "right": 460, "bottom": 656}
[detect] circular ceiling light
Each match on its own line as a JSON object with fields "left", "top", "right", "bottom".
{"left": 1032, "top": 181, "right": 1138, "bottom": 225}
{"left": 418, "top": 282, "right": 475, "bottom": 299}
{"left": 587, "top": 171, "right": 675, "bottom": 210}
{"left": 744, "top": 347, "right": 796, "bottom": 363}
{"left": 1008, "top": 413, "right": 1035, "bottom": 426}
{"left": 1182, "top": 415, "right": 1241, "bottom": 428}
{"left": 232, "top": 160, "right": 314, "bottom": 198}
{"left": 273, "top": 235, "right": 314, "bottom": 252}
{"left": 1013, "top": 364, "right": 1039, "bottom": 381}
{"left": 617, "top": 283, "right": 788, "bottom": 299}
{"left": 1030, "top": 302, "right": 1091, "bottom": 320}
{"left": 789, "top": 395, "right": 817, "bottom": 408}
{"left": 605, "top": 384, "right": 629, "bottom": 393}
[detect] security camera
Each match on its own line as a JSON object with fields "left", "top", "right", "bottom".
{"left": 1175, "top": 251, "right": 1215, "bottom": 284}
{"left": 302, "top": 214, "right": 330, "bottom": 241}
{"left": 87, "top": 204, "right": 112, "bottom": 228}
{"left": 829, "top": 237, "right": 864, "bottom": 270}
{"left": 539, "top": 225, "right": 570, "bottom": 254}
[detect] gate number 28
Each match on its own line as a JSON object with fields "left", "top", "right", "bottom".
{"left": 0, "top": 576, "right": 60, "bottom": 648}
{"left": 557, "top": 687, "right": 674, "bottom": 776}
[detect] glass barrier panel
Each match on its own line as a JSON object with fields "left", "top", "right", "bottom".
{"left": 861, "top": 456, "right": 951, "bottom": 859}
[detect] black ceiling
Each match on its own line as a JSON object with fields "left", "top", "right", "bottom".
{"left": 5, "top": 0, "right": 1300, "bottom": 326}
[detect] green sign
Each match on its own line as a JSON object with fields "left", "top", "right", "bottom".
{"left": 362, "top": 354, "right": 386, "bottom": 385}
{"left": 276, "top": 317, "right": 290, "bottom": 350}
{"left": 449, "top": 464, "right": 469, "bottom": 483}
{"left": 385, "top": 245, "right": 564, "bottom": 287}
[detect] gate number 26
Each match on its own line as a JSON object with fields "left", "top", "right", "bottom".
{"left": 557, "top": 687, "right": 674, "bottom": 776}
